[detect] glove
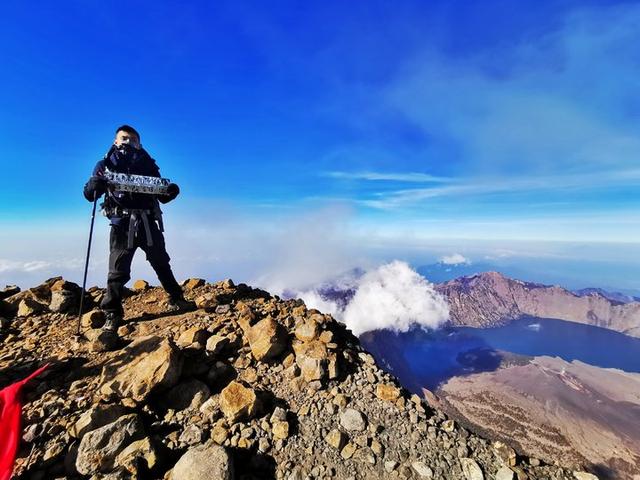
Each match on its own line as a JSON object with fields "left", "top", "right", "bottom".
{"left": 159, "top": 183, "right": 180, "bottom": 204}
{"left": 83, "top": 176, "right": 108, "bottom": 201}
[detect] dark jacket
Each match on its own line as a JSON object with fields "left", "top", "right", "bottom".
{"left": 84, "top": 145, "right": 168, "bottom": 225}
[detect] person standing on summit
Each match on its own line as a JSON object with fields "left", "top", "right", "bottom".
{"left": 83, "top": 125, "right": 192, "bottom": 332}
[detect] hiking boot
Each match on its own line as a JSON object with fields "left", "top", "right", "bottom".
{"left": 166, "top": 297, "right": 195, "bottom": 313}
{"left": 102, "top": 312, "right": 121, "bottom": 332}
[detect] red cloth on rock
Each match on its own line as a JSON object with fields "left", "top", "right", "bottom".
{"left": 0, "top": 364, "right": 49, "bottom": 480}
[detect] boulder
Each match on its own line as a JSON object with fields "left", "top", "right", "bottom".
{"left": 573, "top": 473, "right": 599, "bottom": 480}
{"left": 219, "top": 381, "right": 259, "bottom": 423}
{"left": 132, "top": 280, "right": 149, "bottom": 291}
{"left": 99, "top": 336, "right": 182, "bottom": 403}
{"left": 339, "top": 408, "right": 367, "bottom": 432}
{"left": 171, "top": 444, "right": 234, "bottom": 480}
{"left": 176, "top": 327, "right": 209, "bottom": 348}
{"left": 75, "top": 414, "right": 144, "bottom": 475}
{"left": 293, "top": 340, "right": 328, "bottom": 382}
{"left": 51, "top": 279, "right": 79, "bottom": 292}
{"left": 70, "top": 403, "right": 127, "bottom": 439}
{"left": 0, "top": 285, "right": 20, "bottom": 300}
{"left": 211, "top": 423, "right": 230, "bottom": 445}
{"left": 325, "top": 429, "right": 346, "bottom": 450}
{"left": 496, "top": 467, "right": 515, "bottom": 480}
{"left": 441, "top": 419, "right": 455, "bottom": 432}
{"left": 49, "top": 290, "right": 77, "bottom": 312}
{"left": 460, "top": 458, "right": 484, "bottom": 480}
{"left": 88, "top": 330, "right": 120, "bottom": 352}
{"left": 206, "top": 334, "right": 230, "bottom": 355}
{"left": 376, "top": 384, "right": 401, "bottom": 402}
{"left": 247, "top": 317, "right": 287, "bottom": 361}
{"left": 294, "top": 320, "right": 319, "bottom": 342}
{"left": 340, "top": 442, "right": 357, "bottom": 459}
{"left": 272, "top": 421, "right": 290, "bottom": 439}
{"left": 163, "top": 379, "right": 211, "bottom": 411}
{"left": 493, "top": 440, "right": 517, "bottom": 467}
{"left": 412, "top": 462, "right": 434, "bottom": 478}
{"left": 179, "top": 425, "right": 205, "bottom": 445}
{"left": 195, "top": 293, "right": 219, "bottom": 311}
{"left": 183, "top": 278, "right": 206, "bottom": 290}
{"left": 82, "top": 309, "right": 105, "bottom": 328}
{"left": 115, "top": 437, "right": 158, "bottom": 474}
{"left": 18, "top": 295, "right": 47, "bottom": 317}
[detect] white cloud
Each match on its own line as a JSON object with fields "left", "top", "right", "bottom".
{"left": 294, "top": 261, "right": 449, "bottom": 335}
{"left": 440, "top": 254, "right": 470, "bottom": 265}
{"left": 326, "top": 171, "right": 451, "bottom": 183}
{"left": 358, "top": 168, "right": 640, "bottom": 210}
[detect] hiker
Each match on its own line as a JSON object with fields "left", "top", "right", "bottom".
{"left": 83, "top": 125, "right": 192, "bottom": 332}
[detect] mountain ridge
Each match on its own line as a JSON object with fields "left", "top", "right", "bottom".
{"left": 435, "top": 271, "right": 640, "bottom": 337}
{"left": 0, "top": 277, "right": 594, "bottom": 480}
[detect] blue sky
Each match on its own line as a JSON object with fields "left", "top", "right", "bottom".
{"left": 1, "top": 0, "right": 639, "bottom": 291}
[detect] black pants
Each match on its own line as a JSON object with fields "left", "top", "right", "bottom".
{"left": 100, "top": 219, "right": 183, "bottom": 316}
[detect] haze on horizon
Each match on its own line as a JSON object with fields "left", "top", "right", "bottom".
{"left": 1, "top": 0, "right": 639, "bottom": 293}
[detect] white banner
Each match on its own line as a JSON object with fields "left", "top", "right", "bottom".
{"left": 103, "top": 171, "right": 171, "bottom": 194}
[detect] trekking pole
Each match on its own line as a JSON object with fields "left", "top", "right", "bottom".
{"left": 76, "top": 192, "right": 99, "bottom": 336}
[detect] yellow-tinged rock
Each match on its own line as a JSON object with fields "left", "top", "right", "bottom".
{"left": 51, "top": 279, "right": 78, "bottom": 291}
{"left": 132, "top": 279, "right": 149, "bottom": 291}
{"left": 272, "top": 420, "right": 290, "bottom": 439}
{"left": 293, "top": 340, "right": 328, "bottom": 382}
{"left": 325, "top": 429, "right": 346, "bottom": 450}
{"left": 176, "top": 327, "right": 208, "bottom": 347}
{"left": 17, "top": 296, "right": 46, "bottom": 317}
{"left": 219, "top": 381, "right": 259, "bottom": 423}
{"left": 319, "top": 330, "right": 334, "bottom": 343}
{"left": 183, "top": 278, "right": 205, "bottom": 290}
{"left": 294, "top": 320, "right": 319, "bottom": 342}
{"left": 99, "top": 336, "right": 182, "bottom": 403}
{"left": 341, "top": 442, "right": 358, "bottom": 459}
{"left": 194, "top": 293, "right": 219, "bottom": 312}
{"left": 115, "top": 437, "right": 158, "bottom": 473}
{"left": 247, "top": 317, "right": 287, "bottom": 361}
{"left": 211, "top": 424, "right": 229, "bottom": 444}
{"left": 376, "top": 384, "right": 401, "bottom": 402}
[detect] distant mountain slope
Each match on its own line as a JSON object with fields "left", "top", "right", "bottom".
{"left": 573, "top": 287, "right": 640, "bottom": 304}
{"left": 435, "top": 271, "right": 640, "bottom": 337}
{"left": 436, "top": 356, "right": 640, "bottom": 480}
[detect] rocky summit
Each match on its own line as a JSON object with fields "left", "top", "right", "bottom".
{"left": 0, "top": 278, "right": 596, "bottom": 479}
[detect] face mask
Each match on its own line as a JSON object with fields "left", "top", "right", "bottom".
{"left": 116, "top": 143, "right": 136, "bottom": 157}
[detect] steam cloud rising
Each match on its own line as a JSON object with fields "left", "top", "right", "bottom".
{"left": 296, "top": 261, "right": 450, "bottom": 335}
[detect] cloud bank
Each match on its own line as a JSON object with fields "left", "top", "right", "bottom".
{"left": 296, "top": 261, "right": 449, "bottom": 336}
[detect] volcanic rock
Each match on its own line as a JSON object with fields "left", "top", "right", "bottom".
{"left": 183, "top": 277, "right": 206, "bottom": 290}
{"left": 376, "top": 383, "right": 401, "bottom": 402}
{"left": 75, "top": 414, "right": 144, "bottom": 475}
{"left": 163, "top": 379, "right": 211, "bottom": 411}
{"left": 339, "top": 408, "right": 367, "bottom": 431}
{"left": 70, "top": 403, "right": 127, "bottom": 439}
{"left": 132, "top": 279, "right": 149, "bottom": 291}
{"left": 171, "top": 444, "right": 233, "bottom": 480}
{"left": 49, "top": 290, "right": 77, "bottom": 313}
{"left": 293, "top": 340, "right": 328, "bottom": 382}
{"left": 496, "top": 466, "right": 516, "bottom": 480}
{"left": 18, "top": 295, "right": 47, "bottom": 317}
{"left": 219, "top": 380, "right": 259, "bottom": 422}
{"left": 99, "top": 336, "right": 182, "bottom": 402}
{"left": 115, "top": 436, "right": 158, "bottom": 474}
{"left": 461, "top": 457, "right": 485, "bottom": 480}
{"left": 81, "top": 309, "right": 105, "bottom": 328}
{"left": 247, "top": 316, "right": 287, "bottom": 361}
